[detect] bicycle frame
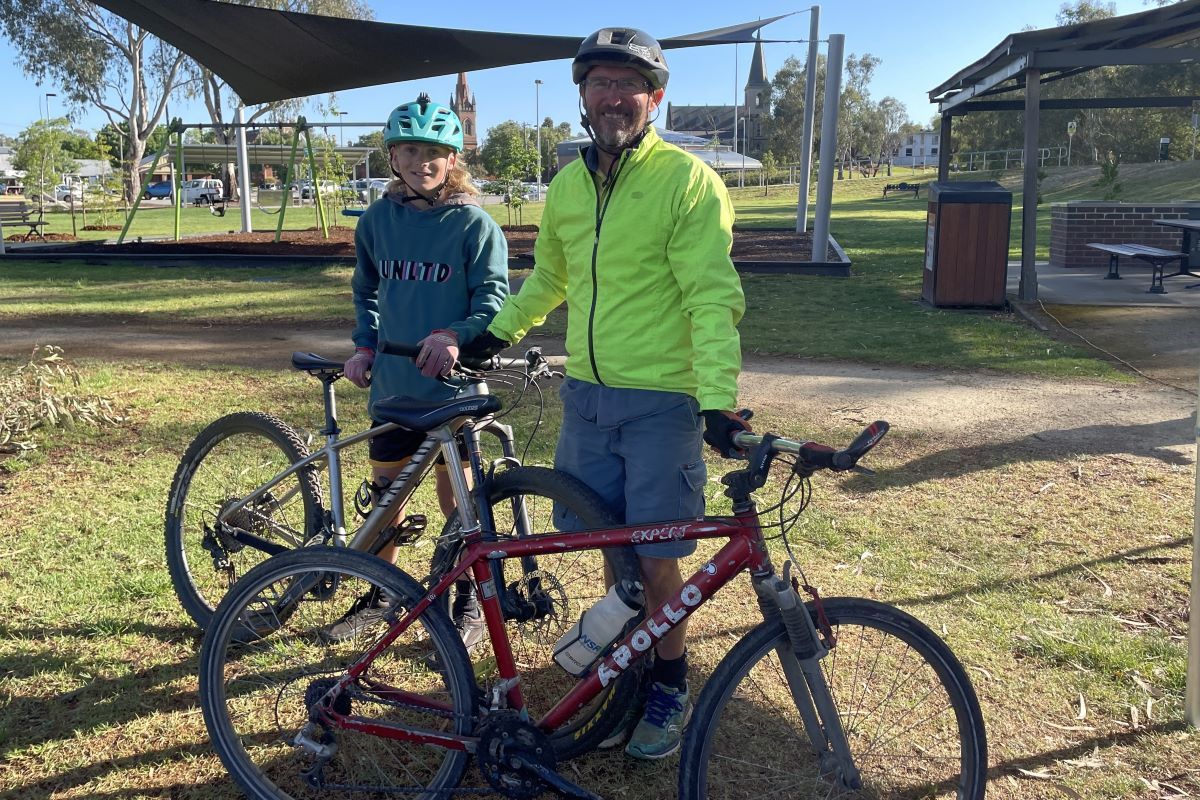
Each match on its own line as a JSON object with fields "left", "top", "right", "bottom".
{"left": 211, "top": 379, "right": 518, "bottom": 558}
{"left": 323, "top": 505, "right": 785, "bottom": 749}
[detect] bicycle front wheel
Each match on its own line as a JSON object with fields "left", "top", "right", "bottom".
{"left": 166, "top": 411, "right": 324, "bottom": 629}
{"left": 199, "top": 548, "right": 475, "bottom": 800}
{"left": 680, "top": 597, "right": 987, "bottom": 800}
{"left": 432, "top": 465, "right": 643, "bottom": 760}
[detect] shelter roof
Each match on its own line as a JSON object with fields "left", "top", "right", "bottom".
{"left": 92, "top": 0, "right": 789, "bottom": 105}
{"left": 930, "top": 0, "right": 1200, "bottom": 111}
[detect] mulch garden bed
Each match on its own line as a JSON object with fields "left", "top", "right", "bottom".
{"left": 16, "top": 225, "right": 816, "bottom": 262}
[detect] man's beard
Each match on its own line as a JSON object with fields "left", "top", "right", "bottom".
{"left": 588, "top": 103, "right": 647, "bottom": 151}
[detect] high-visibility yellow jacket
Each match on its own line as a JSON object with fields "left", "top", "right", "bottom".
{"left": 489, "top": 127, "right": 745, "bottom": 411}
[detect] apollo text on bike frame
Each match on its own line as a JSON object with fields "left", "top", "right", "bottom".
{"left": 595, "top": 569, "right": 710, "bottom": 688}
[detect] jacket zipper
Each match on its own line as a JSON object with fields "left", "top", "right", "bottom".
{"left": 586, "top": 150, "right": 631, "bottom": 386}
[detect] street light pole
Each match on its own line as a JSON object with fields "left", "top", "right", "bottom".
{"left": 336, "top": 111, "right": 348, "bottom": 147}
{"left": 534, "top": 79, "right": 543, "bottom": 201}
{"left": 729, "top": 115, "right": 739, "bottom": 189}
{"left": 43, "top": 92, "right": 56, "bottom": 121}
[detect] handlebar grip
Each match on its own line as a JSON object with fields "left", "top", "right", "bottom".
{"left": 831, "top": 420, "right": 889, "bottom": 471}
{"left": 378, "top": 340, "right": 536, "bottom": 372}
{"left": 377, "top": 341, "right": 421, "bottom": 359}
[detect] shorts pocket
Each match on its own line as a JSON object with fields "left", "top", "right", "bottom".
{"left": 677, "top": 459, "right": 708, "bottom": 518}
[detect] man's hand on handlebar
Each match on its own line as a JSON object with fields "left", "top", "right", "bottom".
{"left": 703, "top": 409, "right": 753, "bottom": 458}
{"left": 344, "top": 347, "right": 374, "bottom": 388}
{"left": 464, "top": 330, "right": 510, "bottom": 359}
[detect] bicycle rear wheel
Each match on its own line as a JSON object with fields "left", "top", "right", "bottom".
{"left": 166, "top": 411, "right": 324, "bottom": 629}
{"left": 199, "top": 548, "right": 475, "bottom": 800}
{"left": 431, "top": 465, "right": 643, "bottom": 760}
{"left": 680, "top": 597, "right": 987, "bottom": 800}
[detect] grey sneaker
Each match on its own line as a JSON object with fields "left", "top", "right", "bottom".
{"left": 625, "top": 681, "right": 691, "bottom": 760}
{"left": 318, "top": 587, "right": 395, "bottom": 643}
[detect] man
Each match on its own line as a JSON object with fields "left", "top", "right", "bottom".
{"left": 476, "top": 27, "right": 749, "bottom": 759}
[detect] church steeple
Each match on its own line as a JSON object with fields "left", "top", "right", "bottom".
{"left": 450, "top": 71, "right": 478, "bottom": 154}
{"left": 744, "top": 34, "right": 769, "bottom": 114}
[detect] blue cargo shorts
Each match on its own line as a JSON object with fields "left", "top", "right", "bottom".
{"left": 552, "top": 378, "right": 706, "bottom": 559}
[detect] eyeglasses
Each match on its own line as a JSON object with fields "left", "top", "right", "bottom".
{"left": 583, "top": 76, "right": 651, "bottom": 96}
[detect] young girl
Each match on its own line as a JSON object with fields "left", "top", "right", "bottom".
{"left": 324, "top": 94, "right": 508, "bottom": 643}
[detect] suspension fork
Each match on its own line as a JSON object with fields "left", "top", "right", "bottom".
{"left": 752, "top": 569, "right": 863, "bottom": 791}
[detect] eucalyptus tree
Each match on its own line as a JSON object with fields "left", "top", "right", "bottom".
{"left": 179, "top": 0, "right": 373, "bottom": 200}
{"left": 0, "top": 0, "right": 189, "bottom": 200}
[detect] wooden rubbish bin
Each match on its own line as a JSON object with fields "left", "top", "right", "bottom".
{"left": 922, "top": 181, "right": 1012, "bottom": 308}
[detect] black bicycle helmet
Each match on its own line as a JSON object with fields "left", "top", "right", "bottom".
{"left": 572, "top": 27, "right": 669, "bottom": 90}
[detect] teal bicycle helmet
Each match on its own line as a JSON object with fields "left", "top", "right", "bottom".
{"left": 383, "top": 93, "right": 464, "bottom": 152}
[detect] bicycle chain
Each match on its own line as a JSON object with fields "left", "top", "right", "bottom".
{"left": 340, "top": 682, "right": 472, "bottom": 722}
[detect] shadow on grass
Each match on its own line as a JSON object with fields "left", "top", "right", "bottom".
{"left": 889, "top": 536, "right": 1190, "bottom": 608}
{"left": 845, "top": 415, "right": 1194, "bottom": 493}
{"left": 0, "top": 639, "right": 201, "bottom": 756}
{"left": 986, "top": 720, "right": 1191, "bottom": 793}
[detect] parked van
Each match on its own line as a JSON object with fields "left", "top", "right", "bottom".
{"left": 182, "top": 178, "right": 223, "bottom": 206}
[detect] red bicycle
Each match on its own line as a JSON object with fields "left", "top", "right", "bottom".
{"left": 199, "top": 391, "right": 987, "bottom": 799}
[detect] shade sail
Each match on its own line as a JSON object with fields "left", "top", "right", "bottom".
{"left": 90, "top": 0, "right": 790, "bottom": 105}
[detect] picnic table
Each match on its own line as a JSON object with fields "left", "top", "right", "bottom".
{"left": 1153, "top": 218, "right": 1200, "bottom": 278}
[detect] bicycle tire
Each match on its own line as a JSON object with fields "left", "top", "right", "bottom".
{"left": 680, "top": 597, "right": 987, "bottom": 800}
{"left": 431, "top": 465, "right": 643, "bottom": 760}
{"left": 199, "top": 547, "right": 475, "bottom": 800}
{"left": 166, "top": 411, "right": 324, "bottom": 630}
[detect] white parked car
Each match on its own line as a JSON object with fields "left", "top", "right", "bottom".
{"left": 181, "top": 178, "right": 224, "bottom": 205}
{"left": 54, "top": 183, "right": 83, "bottom": 202}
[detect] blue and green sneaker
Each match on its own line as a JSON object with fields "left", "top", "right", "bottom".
{"left": 625, "top": 681, "right": 691, "bottom": 760}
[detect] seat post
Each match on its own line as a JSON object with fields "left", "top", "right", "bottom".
{"left": 319, "top": 375, "right": 341, "bottom": 437}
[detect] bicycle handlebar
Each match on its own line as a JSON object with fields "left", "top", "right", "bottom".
{"left": 733, "top": 420, "right": 889, "bottom": 472}
{"left": 377, "top": 340, "right": 549, "bottom": 376}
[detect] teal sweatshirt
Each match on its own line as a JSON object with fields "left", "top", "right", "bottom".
{"left": 352, "top": 191, "right": 508, "bottom": 407}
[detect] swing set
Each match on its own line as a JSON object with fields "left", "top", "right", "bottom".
{"left": 118, "top": 115, "right": 335, "bottom": 245}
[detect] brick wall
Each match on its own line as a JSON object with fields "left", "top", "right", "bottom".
{"left": 1050, "top": 202, "right": 1200, "bottom": 268}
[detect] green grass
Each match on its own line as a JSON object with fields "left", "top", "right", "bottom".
{"left": 0, "top": 356, "right": 1194, "bottom": 799}
{"left": 4, "top": 167, "right": 1133, "bottom": 382}
{"left": 29, "top": 198, "right": 546, "bottom": 241}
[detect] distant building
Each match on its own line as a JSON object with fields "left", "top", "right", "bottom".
{"left": 0, "top": 146, "right": 26, "bottom": 193}
{"left": 666, "top": 35, "right": 771, "bottom": 160}
{"left": 556, "top": 127, "right": 762, "bottom": 172}
{"left": 450, "top": 72, "right": 479, "bottom": 155}
{"left": 892, "top": 130, "right": 940, "bottom": 167}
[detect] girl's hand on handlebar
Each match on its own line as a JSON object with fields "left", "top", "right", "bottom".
{"left": 416, "top": 330, "right": 459, "bottom": 378}
{"left": 345, "top": 347, "right": 374, "bottom": 388}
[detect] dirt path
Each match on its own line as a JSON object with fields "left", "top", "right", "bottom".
{"left": 3, "top": 317, "right": 1194, "bottom": 463}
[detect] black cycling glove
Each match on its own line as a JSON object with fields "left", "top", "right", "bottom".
{"left": 464, "top": 330, "right": 510, "bottom": 358}
{"left": 702, "top": 410, "right": 751, "bottom": 458}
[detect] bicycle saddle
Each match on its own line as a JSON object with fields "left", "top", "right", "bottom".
{"left": 291, "top": 352, "right": 343, "bottom": 373}
{"left": 371, "top": 395, "right": 502, "bottom": 431}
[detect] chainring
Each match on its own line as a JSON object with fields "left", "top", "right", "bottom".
{"left": 477, "top": 711, "right": 557, "bottom": 799}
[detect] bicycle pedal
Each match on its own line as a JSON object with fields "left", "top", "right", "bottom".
{"left": 388, "top": 514, "right": 427, "bottom": 545}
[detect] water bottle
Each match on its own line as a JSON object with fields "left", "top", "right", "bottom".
{"left": 552, "top": 579, "right": 643, "bottom": 676}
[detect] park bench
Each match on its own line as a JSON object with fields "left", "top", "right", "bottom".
{"left": 1087, "top": 242, "right": 1189, "bottom": 294}
{"left": 0, "top": 202, "right": 47, "bottom": 242}
{"left": 883, "top": 182, "right": 922, "bottom": 198}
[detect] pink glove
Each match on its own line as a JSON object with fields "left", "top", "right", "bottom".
{"left": 416, "top": 329, "right": 460, "bottom": 378}
{"left": 344, "top": 347, "right": 374, "bottom": 388}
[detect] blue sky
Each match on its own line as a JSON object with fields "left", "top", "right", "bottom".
{"left": 0, "top": 0, "right": 1155, "bottom": 143}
